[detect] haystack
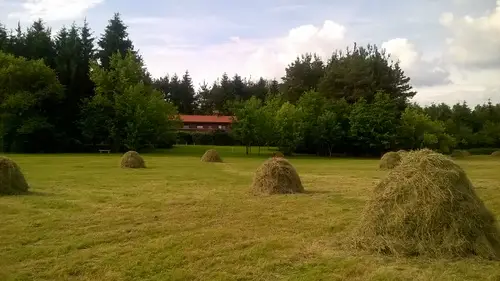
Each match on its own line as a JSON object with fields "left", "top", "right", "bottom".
{"left": 201, "top": 149, "right": 222, "bottom": 163}
{"left": 251, "top": 157, "right": 304, "bottom": 195}
{"left": 379, "top": 151, "right": 401, "bottom": 170}
{"left": 355, "top": 150, "right": 500, "bottom": 259}
{"left": 491, "top": 151, "right": 500, "bottom": 157}
{"left": 120, "top": 151, "right": 146, "bottom": 168}
{"left": 0, "top": 156, "right": 29, "bottom": 195}
{"left": 272, "top": 151, "right": 285, "bottom": 158}
{"left": 451, "top": 150, "right": 471, "bottom": 158}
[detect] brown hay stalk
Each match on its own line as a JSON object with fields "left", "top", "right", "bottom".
{"left": 201, "top": 149, "right": 223, "bottom": 163}
{"left": 120, "top": 151, "right": 146, "bottom": 168}
{"left": 272, "top": 151, "right": 284, "bottom": 158}
{"left": 354, "top": 149, "right": 500, "bottom": 259}
{"left": 0, "top": 156, "right": 29, "bottom": 195}
{"left": 251, "top": 157, "right": 304, "bottom": 195}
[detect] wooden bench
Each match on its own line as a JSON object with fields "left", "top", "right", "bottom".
{"left": 99, "top": 149, "right": 111, "bottom": 154}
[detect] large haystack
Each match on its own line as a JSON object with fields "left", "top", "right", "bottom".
{"left": 251, "top": 157, "right": 304, "bottom": 195}
{"left": 355, "top": 150, "right": 500, "bottom": 259}
{"left": 492, "top": 151, "right": 500, "bottom": 157}
{"left": 120, "top": 151, "right": 146, "bottom": 168}
{"left": 379, "top": 151, "right": 401, "bottom": 170}
{"left": 0, "top": 156, "right": 29, "bottom": 195}
{"left": 201, "top": 149, "right": 223, "bottom": 163}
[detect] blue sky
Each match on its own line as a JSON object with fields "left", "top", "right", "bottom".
{"left": 1, "top": 0, "right": 499, "bottom": 105}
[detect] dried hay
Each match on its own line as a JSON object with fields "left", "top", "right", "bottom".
{"left": 451, "top": 150, "right": 471, "bottom": 158}
{"left": 251, "top": 157, "right": 304, "bottom": 195}
{"left": 354, "top": 150, "right": 500, "bottom": 259}
{"left": 201, "top": 149, "right": 223, "bottom": 163}
{"left": 0, "top": 156, "right": 29, "bottom": 195}
{"left": 491, "top": 151, "right": 500, "bottom": 157}
{"left": 120, "top": 151, "right": 146, "bottom": 168}
{"left": 272, "top": 151, "right": 285, "bottom": 158}
{"left": 379, "top": 151, "right": 401, "bottom": 170}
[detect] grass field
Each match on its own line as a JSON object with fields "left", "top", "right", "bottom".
{"left": 1, "top": 145, "right": 500, "bottom": 281}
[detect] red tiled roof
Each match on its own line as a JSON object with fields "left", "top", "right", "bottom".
{"left": 179, "top": 115, "right": 233, "bottom": 123}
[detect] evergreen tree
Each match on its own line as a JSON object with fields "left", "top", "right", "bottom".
{"left": 25, "top": 19, "right": 56, "bottom": 68}
{"left": 179, "top": 71, "right": 196, "bottom": 114}
{"left": 97, "top": 13, "right": 135, "bottom": 69}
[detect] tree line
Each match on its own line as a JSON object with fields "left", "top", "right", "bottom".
{"left": 0, "top": 14, "right": 499, "bottom": 155}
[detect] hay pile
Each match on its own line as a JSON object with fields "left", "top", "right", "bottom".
{"left": 251, "top": 157, "right": 304, "bottom": 195}
{"left": 379, "top": 151, "right": 402, "bottom": 170}
{"left": 451, "top": 150, "right": 471, "bottom": 158}
{"left": 272, "top": 151, "right": 284, "bottom": 158}
{"left": 354, "top": 150, "right": 500, "bottom": 259}
{"left": 491, "top": 151, "right": 500, "bottom": 157}
{"left": 120, "top": 151, "right": 146, "bottom": 168}
{"left": 0, "top": 156, "right": 29, "bottom": 195}
{"left": 201, "top": 149, "right": 222, "bottom": 163}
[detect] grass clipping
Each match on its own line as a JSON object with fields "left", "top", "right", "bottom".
{"left": 201, "top": 149, "right": 223, "bottom": 163}
{"left": 120, "top": 151, "right": 146, "bottom": 168}
{"left": 379, "top": 151, "right": 402, "bottom": 170}
{"left": 251, "top": 157, "right": 304, "bottom": 195}
{"left": 0, "top": 156, "right": 29, "bottom": 195}
{"left": 355, "top": 150, "right": 500, "bottom": 259}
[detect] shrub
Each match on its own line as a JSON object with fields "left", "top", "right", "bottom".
{"left": 251, "top": 158, "right": 304, "bottom": 195}
{"left": 0, "top": 156, "right": 29, "bottom": 195}
{"left": 201, "top": 149, "right": 223, "bottom": 163}
{"left": 354, "top": 150, "right": 500, "bottom": 259}
{"left": 120, "top": 151, "right": 146, "bottom": 168}
{"left": 379, "top": 152, "right": 401, "bottom": 170}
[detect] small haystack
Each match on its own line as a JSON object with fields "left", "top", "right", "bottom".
{"left": 120, "top": 151, "right": 146, "bottom": 168}
{"left": 251, "top": 157, "right": 304, "bottom": 195}
{"left": 201, "top": 149, "right": 223, "bottom": 163}
{"left": 272, "top": 151, "right": 285, "bottom": 158}
{"left": 354, "top": 150, "right": 500, "bottom": 259}
{"left": 379, "top": 151, "right": 401, "bottom": 170}
{"left": 491, "top": 151, "right": 500, "bottom": 157}
{"left": 0, "top": 156, "right": 29, "bottom": 195}
{"left": 451, "top": 149, "right": 471, "bottom": 158}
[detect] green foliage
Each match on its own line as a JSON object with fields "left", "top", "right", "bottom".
{"left": 80, "top": 51, "right": 179, "bottom": 151}
{"left": 398, "top": 107, "right": 456, "bottom": 153}
{"left": 349, "top": 92, "right": 399, "bottom": 154}
{"left": 274, "top": 102, "right": 303, "bottom": 155}
{"left": 0, "top": 51, "right": 63, "bottom": 152}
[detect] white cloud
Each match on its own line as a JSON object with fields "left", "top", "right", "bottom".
{"left": 440, "top": 1, "right": 500, "bottom": 67}
{"left": 8, "top": 0, "right": 103, "bottom": 21}
{"left": 140, "top": 20, "right": 348, "bottom": 86}
{"left": 381, "top": 38, "right": 450, "bottom": 87}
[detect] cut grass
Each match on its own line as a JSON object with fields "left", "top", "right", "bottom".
{"left": 0, "top": 146, "right": 499, "bottom": 281}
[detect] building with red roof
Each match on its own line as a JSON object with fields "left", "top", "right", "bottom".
{"left": 179, "top": 115, "right": 234, "bottom": 132}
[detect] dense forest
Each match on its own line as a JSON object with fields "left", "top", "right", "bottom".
{"left": 1, "top": 13, "right": 499, "bottom": 156}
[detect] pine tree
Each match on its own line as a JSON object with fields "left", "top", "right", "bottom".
{"left": 80, "top": 19, "right": 96, "bottom": 100}
{"left": 179, "top": 70, "right": 196, "bottom": 114}
{"left": 25, "top": 19, "right": 56, "bottom": 68}
{"left": 97, "top": 13, "right": 135, "bottom": 69}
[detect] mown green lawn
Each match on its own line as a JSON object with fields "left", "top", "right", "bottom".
{"left": 1, "top": 146, "right": 499, "bottom": 281}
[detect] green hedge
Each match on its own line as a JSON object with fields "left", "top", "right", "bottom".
{"left": 177, "top": 130, "right": 238, "bottom": 146}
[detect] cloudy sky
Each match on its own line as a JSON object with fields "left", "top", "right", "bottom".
{"left": 1, "top": 0, "right": 499, "bottom": 105}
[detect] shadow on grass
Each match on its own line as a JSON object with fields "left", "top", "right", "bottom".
{"left": 303, "top": 190, "right": 331, "bottom": 195}
{"left": 0, "top": 190, "right": 52, "bottom": 197}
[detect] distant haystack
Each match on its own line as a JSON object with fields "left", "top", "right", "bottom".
{"left": 379, "top": 152, "right": 401, "bottom": 170}
{"left": 0, "top": 156, "right": 29, "bottom": 195}
{"left": 272, "top": 151, "right": 284, "bottom": 158}
{"left": 492, "top": 151, "right": 500, "bottom": 157}
{"left": 251, "top": 158, "right": 304, "bottom": 195}
{"left": 355, "top": 150, "right": 500, "bottom": 259}
{"left": 451, "top": 150, "right": 471, "bottom": 158}
{"left": 201, "top": 149, "right": 222, "bottom": 163}
{"left": 120, "top": 151, "right": 146, "bottom": 168}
